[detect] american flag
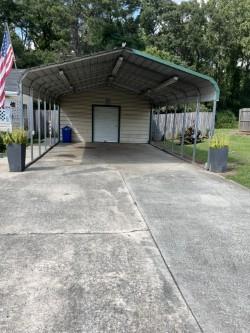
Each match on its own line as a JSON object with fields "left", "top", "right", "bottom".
{"left": 0, "top": 27, "right": 14, "bottom": 108}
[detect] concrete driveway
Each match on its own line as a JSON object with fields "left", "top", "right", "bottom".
{"left": 0, "top": 143, "right": 249, "bottom": 332}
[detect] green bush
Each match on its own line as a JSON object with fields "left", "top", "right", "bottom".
{"left": 0, "top": 132, "right": 6, "bottom": 153}
{"left": 209, "top": 134, "right": 229, "bottom": 149}
{"left": 216, "top": 110, "right": 237, "bottom": 129}
{"left": 2, "top": 129, "right": 27, "bottom": 145}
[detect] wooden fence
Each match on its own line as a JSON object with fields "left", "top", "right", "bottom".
{"left": 152, "top": 111, "right": 213, "bottom": 140}
{"left": 239, "top": 109, "right": 250, "bottom": 132}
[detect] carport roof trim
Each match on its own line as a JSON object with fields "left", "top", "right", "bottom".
{"left": 20, "top": 47, "right": 220, "bottom": 102}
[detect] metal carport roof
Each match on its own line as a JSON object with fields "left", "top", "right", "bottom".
{"left": 20, "top": 47, "right": 219, "bottom": 105}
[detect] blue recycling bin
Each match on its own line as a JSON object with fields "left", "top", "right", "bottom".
{"left": 62, "top": 126, "right": 72, "bottom": 143}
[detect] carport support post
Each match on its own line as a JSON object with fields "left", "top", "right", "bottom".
{"left": 18, "top": 82, "right": 24, "bottom": 129}
{"left": 163, "top": 106, "right": 167, "bottom": 141}
{"left": 29, "top": 88, "right": 34, "bottom": 162}
{"left": 58, "top": 104, "right": 60, "bottom": 143}
{"left": 53, "top": 102, "right": 56, "bottom": 145}
{"left": 210, "top": 99, "right": 217, "bottom": 137}
{"left": 152, "top": 107, "right": 157, "bottom": 141}
{"left": 207, "top": 99, "right": 217, "bottom": 170}
{"left": 181, "top": 104, "right": 187, "bottom": 157}
{"left": 49, "top": 99, "right": 52, "bottom": 146}
{"left": 44, "top": 100, "right": 47, "bottom": 150}
{"left": 171, "top": 107, "right": 177, "bottom": 152}
{"left": 149, "top": 107, "right": 153, "bottom": 142}
{"left": 157, "top": 107, "right": 160, "bottom": 140}
{"left": 165, "top": 108, "right": 169, "bottom": 143}
{"left": 192, "top": 97, "right": 201, "bottom": 163}
{"left": 38, "top": 95, "right": 41, "bottom": 155}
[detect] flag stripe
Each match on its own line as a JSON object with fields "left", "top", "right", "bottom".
{"left": 0, "top": 28, "right": 14, "bottom": 108}
{"left": 0, "top": 46, "right": 13, "bottom": 81}
{"left": 0, "top": 91, "right": 6, "bottom": 108}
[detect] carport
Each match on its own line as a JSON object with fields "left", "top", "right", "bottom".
{"left": 17, "top": 47, "right": 219, "bottom": 166}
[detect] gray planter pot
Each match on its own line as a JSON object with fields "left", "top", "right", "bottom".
{"left": 7, "top": 144, "right": 26, "bottom": 172}
{"left": 209, "top": 147, "right": 228, "bottom": 173}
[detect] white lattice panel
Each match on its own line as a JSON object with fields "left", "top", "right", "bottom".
{"left": 0, "top": 108, "right": 12, "bottom": 132}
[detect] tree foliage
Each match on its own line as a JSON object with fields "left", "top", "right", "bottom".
{"left": 0, "top": 0, "right": 250, "bottom": 113}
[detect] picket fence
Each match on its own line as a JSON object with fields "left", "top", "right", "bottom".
{"left": 152, "top": 111, "right": 213, "bottom": 140}
{"left": 239, "top": 109, "right": 250, "bottom": 132}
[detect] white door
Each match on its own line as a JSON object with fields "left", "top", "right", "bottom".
{"left": 93, "top": 106, "right": 119, "bottom": 142}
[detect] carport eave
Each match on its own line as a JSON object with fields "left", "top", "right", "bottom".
{"left": 130, "top": 48, "right": 220, "bottom": 102}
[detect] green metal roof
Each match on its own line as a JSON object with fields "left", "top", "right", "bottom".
{"left": 20, "top": 47, "right": 220, "bottom": 104}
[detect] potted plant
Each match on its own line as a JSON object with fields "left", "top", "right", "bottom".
{"left": 209, "top": 134, "right": 229, "bottom": 172}
{"left": 3, "top": 129, "right": 27, "bottom": 172}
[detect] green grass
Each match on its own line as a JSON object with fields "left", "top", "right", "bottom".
{"left": 164, "top": 129, "right": 250, "bottom": 188}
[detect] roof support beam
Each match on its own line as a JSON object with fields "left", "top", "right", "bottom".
{"left": 113, "top": 82, "right": 141, "bottom": 94}
{"left": 58, "top": 70, "right": 72, "bottom": 90}
{"left": 153, "top": 76, "right": 179, "bottom": 92}
{"left": 112, "top": 56, "right": 123, "bottom": 77}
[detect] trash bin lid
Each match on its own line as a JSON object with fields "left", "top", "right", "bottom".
{"left": 63, "top": 126, "right": 71, "bottom": 130}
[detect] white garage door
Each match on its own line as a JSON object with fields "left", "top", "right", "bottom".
{"left": 93, "top": 106, "right": 119, "bottom": 143}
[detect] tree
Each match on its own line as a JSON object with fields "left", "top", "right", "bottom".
{"left": 0, "top": 0, "right": 249, "bottom": 113}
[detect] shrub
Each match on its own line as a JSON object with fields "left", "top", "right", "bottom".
{"left": 209, "top": 134, "right": 229, "bottom": 149}
{"left": 2, "top": 129, "right": 27, "bottom": 145}
{"left": 216, "top": 110, "right": 237, "bottom": 128}
{"left": 0, "top": 132, "right": 6, "bottom": 153}
{"left": 183, "top": 126, "right": 202, "bottom": 144}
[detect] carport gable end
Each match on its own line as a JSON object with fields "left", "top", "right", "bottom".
{"left": 17, "top": 47, "right": 219, "bottom": 146}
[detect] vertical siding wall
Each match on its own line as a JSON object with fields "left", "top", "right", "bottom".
{"left": 60, "top": 87, "right": 151, "bottom": 143}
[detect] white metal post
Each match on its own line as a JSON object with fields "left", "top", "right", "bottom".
{"left": 38, "top": 95, "right": 41, "bottom": 155}
{"left": 49, "top": 99, "right": 52, "bottom": 146}
{"left": 157, "top": 107, "right": 160, "bottom": 141}
{"left": 165, "top": 108, "right": 168, "bottom": 143}
{"left": 192, "top": 97, "right": 201, "bottom": 163}
{"left": 58, "top": 104, "right": 60, "bottom": 143}
{"left": 211, "top": 99, "right": 217, "bottom": 137}
{"left": 149, "top": 107, "right": 153, "bottom": 142}
{"left": 29, "top": 88, "right": 34, "bottom": 162}
{"left": 207, "top": 99, "right": 217, "bottom": 170}
{"left": 171, "top": 107, "right": 177, "bottom": 152}
{"left": 181, "top": 104, "right": 187, "bottom": 157}
{"left": 18, "top": 82, "right": 24, "bottom": 129}
{"left": 53, "top": 102, "right": 56, "bottom": 145}
{"left": 44, "top": 100, "right": 47, "bottom": 150}
{"left": 163, "top": 106, "right": 167, "bottom": 141}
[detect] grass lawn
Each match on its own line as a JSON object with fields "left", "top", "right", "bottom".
{"left": 164, "top": 129, "right": 250, "bottom": 189}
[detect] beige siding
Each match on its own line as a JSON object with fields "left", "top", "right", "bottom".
{"left": 60, "top": 87, "right": 150, "bottom": 143}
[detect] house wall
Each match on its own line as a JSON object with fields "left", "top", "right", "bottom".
{"left": 59, "top": 87, "right": 151, "bottom": 143}
{"left": 0, "top": 94, "right": 30, "bottom": 132}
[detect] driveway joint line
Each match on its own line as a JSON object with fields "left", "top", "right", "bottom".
{"left": 118, "top": 169, "right": 204, "bottom": 333}
{"left": 0, "top": 229, "right": 149, "bottom": 236}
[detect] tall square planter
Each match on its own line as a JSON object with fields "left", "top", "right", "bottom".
{"left": 209, "top": 147, "right": 228, "bottom": 173}
{"left": 7, "top": 144, "right": 26, "bottom": 172}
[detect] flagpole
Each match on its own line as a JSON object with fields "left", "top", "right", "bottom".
{"left": 4, "top": 21, "right": 17, "bottom": 69}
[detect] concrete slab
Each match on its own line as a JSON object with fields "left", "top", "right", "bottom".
{"left": 0, "top": 145, "right": 147, "bottom": 234}
{"left": 122, "top": 147, "right": 250, "bottom": 333}
{"left": 1, "top": 142, "right": 250, "bottom": 332}
{"left": 0, "top": 232, "right": 200, "bottom": 333}
{"left": 0, "top": 143, "right": 200, "bottom": 332}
